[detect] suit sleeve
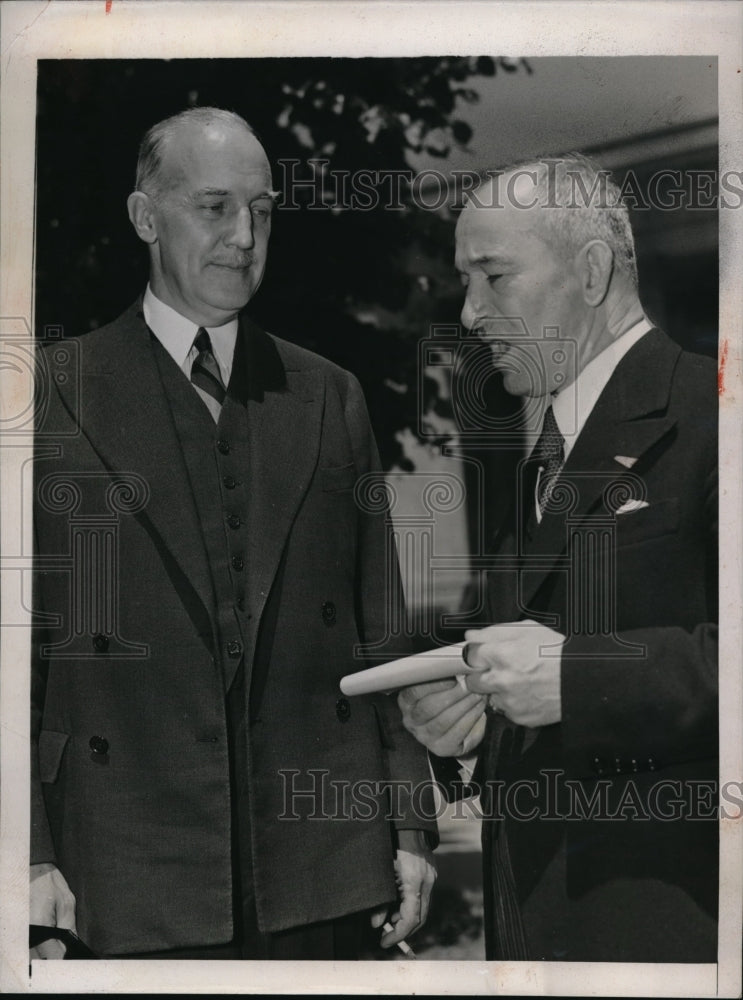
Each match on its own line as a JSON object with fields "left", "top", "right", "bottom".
{"left": 342, "top": 372, "right": 439, "bottom": 845}
{"left": 560, "top": 449, "right": 718, "bottom": 780}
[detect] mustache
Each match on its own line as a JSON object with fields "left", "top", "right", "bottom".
{"left": 209, "top": 255, "right": 255, "bottom": 268}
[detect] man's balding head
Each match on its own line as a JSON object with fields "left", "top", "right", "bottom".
{"left": 135, "top": 107, "right": 262, "bottom": 202}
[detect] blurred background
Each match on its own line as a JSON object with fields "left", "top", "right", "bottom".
{"left": 35, "top": 56, "right": 718, "bottom": 959}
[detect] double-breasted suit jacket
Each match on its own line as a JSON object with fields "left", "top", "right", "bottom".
{"left": 32, "top": 301, "right": 435, "bottom": 956}
{"left": 476, "top": 328, "right": 718, "bottom": 962}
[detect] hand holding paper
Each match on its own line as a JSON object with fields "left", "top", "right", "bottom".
{"left": 397, "top": 678, "right": 488, "bottom": 757}
{"left": 463, "top": 621, "right": 564, "bottom": 727}
{"left": 339, "top": 642, "right": 488, "bottom": 757}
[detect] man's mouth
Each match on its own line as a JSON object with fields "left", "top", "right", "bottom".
{"left": 210, "top": 259, "right": 254, "bottom": 271}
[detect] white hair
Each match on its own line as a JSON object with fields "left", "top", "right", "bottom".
{"left": 475, "top": 153, "right": 638, "bottom": 286}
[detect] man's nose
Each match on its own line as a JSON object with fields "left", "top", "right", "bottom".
{"left": 460, "top": 282, "right": 482, "bottom": 333}
{"left": 225, "top": 207, "right": 255, "bottom": 250}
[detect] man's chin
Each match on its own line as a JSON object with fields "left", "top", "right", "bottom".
{"left": 501, "top": 369, "right": 547, "bottom": 398}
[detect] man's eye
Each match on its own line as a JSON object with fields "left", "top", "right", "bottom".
{"left": 201, "top": 202, "right": 225, "bottom": 215}
{"left": 487, "top": 274, "right": 503, "bottom": 286}
{"left": 251, "top": 204, "right": 272, "bottom": 220}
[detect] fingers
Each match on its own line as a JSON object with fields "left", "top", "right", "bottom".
{"left": 418, "top": 863, "right": 436, "bottom": 927}
{"left": 31, "top": 940, "right": 66, "bottom": 961}
{"left": 398, "top": 675, "right": 487, "bottom": 756}
{"left": 379, "top": 849, "right": 436, "bottom": 948}
{"left": 29, "top": 865, "right": 77, "bottom": 960}
{"left": 380, "top": 888, "right": 422, "bottom": 947}
{"left": 397, "top": 678, "right": 458, "bottom": 711}
{"left": 465, "top": 668, "right": 501, "bottom": 696}
{"left": 51, "top": 868, "right": 77, "bottom": 933}
{"left": 407, "top": 692, "right": 487, "bottom": 757}
{"left": 369, "top": 905, "right": 388, "bottom": 929}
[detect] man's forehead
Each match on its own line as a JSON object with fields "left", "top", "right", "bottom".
{"left": 456, "top": 199, "right": 528, "bottom": 256}
{"left": 162, "top": 121, "right": 271, "bottom": 180}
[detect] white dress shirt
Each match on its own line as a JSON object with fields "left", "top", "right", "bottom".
{"left": 143, "top": 285, "right": 238, "bottom": 390}
{"left": 531, "top": 318, "right": 652, "bottom": 521}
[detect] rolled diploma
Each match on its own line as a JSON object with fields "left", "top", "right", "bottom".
{"left": 340, "top": 642, "right": 470, "bottom": 696}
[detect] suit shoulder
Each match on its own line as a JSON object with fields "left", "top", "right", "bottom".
{"left": 672, "top": 347, "right": 718, "bottom": 411}
{"left": 38, "top": 304, "right": 138, "bottom": 359}
{"left": 268, "top": 333, "right": 358, "bottom": 388}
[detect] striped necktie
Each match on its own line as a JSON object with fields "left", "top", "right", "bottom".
{"left": 534, "top": 404, "right": 564, "bottom": 514}
{"left": 191, "top": 327, "right": 226, "bottom": 421}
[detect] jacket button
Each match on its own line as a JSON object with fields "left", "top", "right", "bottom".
{"left": 321, "top": 601, "right": 337, "bottom": 625}
{"left": 223, "top": 475, "right": 238, "bottom": 490}
{"left": 89, "top": 735, "right": 109, "bottom": 755}
{"left": 614, "top": 757, "right": 623, "bottom": 773}
{"left": 232, "top": 555, "right": 244, "bottom": 571}
{"left": 336, "top": 698, "right": 351, "bottom": 722}
{"left": 92, "top": 633, "right": 109, "bottom": 653}
{"left": 217, "top": 439, "right": 230, "bottom": 455}
{"left": 226, "top": 639, "right": 243, "bottom": 658}
{"left": 592, "top": 755, "right": 605, "bottom": 776}
{"left": 647, "top": 756, "right": 657, "bottom": 771}
{"left": 227, "top": 514, "right": 241, "bottom": 529}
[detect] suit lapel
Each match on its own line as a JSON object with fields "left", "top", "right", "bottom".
{"left": 237, "top": 318, "right": 324, "bottom": 664}
{"left": 55, "top": 303, "right": 215, "bottom": 633}
{"left": 518, "top": 329, "right": 680, "bottom": 610}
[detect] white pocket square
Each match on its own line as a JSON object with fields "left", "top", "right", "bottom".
{"left": 615, "top": 499, "right": 649, "bottom": 515}
{"left": 614, "top": 455, "right": 638, "bottom": 468}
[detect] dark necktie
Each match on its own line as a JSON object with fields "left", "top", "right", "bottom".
{"left": 534, "top": 404, "right": 564, "bottom": 514}
{"left": 191, "top": 327, "right": 226, "bottom": 419}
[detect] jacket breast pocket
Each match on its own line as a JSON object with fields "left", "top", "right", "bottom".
{"left": 614, "top": 497, "right": 680, "bottom": 546}
{"left": 319, "top": 462, "right": 357, "bottom": 493}
{"left": 38, "top": 730, "right": 70, "bottom": 783}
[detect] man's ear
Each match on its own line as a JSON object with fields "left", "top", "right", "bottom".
{"left": 127, "top": 191, "right": 158, "bottom": 245}
{"left": 579, "top": 240, "right": 614, "bottom": 307}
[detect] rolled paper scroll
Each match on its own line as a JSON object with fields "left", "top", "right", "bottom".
{"left": 340, "top": 642, "right": 479, "bottom": 695}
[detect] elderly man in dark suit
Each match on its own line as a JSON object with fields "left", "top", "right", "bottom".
{"left": 399, "top": 155, "right": 717, "bottom": 963}
{"left": 31, "top": 107, "right": 436, "bottom": 960}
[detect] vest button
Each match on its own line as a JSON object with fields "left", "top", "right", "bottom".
{"left": 232, "top": 555, "right": 244, "bottom": 571}
{"left": 336, "top": 698, "right": 351, "bottom": 723}
{"left": 217, "top": 439, "right": 230, "bottom": 455}
{"left": 89, "top": 735, "right": 109, "bottom": 755}
{"left": 226, "top": 639, "right": 243, "bottom": 658}
{"left": 321, "top": 601, "right": 337, "bottom": 625}
{"left": 92, "top": 633, "right": 109, "bottom": 653}
{"left": 227, "top": 514, "right": 241, "bottom": 529}
{"left": 223, "top": 475, "right": 238, "bottom": 490}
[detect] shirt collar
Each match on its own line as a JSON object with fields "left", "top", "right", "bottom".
{"left": 142, "top": 285, "right": 239, "bottom": 385}
{"left": 530, "top": 318, "right": 652, "bottom": 460}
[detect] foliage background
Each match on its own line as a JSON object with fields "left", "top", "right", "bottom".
{"left": 35, "top": 57, "right": 530, "bottom": 469}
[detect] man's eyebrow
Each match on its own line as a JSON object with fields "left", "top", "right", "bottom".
{"left": 457, "top": 254, "right": 513, "bottom": 272}
{"left": 190, "top": 188, "right": 280, "bottom": 200}
{"left": 191, "top": 188, "right": 230, "bottom": 198}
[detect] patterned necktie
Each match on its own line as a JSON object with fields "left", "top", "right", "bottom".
{"left": 534, "top": 404, "right": 564, "bottom": 514}
{"left": 191, "top": 327, "right": 226, "bottom": 420}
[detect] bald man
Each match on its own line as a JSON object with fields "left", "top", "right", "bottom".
{"left": 399, "top": 156, "right": 718, "bottom": 962}
{"left": 31, "top": 108, "right": 436, "bottom": 960}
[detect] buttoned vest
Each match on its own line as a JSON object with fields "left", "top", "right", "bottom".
{"left": 152, "top": 336, "right": 251, "bottom": 692}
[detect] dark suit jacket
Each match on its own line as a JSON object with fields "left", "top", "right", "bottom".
{"left": 477, "top": 328, "right": 718, "bottom": 962}
{"left": 32, "top": 301, "right": 435, "bottom": 955}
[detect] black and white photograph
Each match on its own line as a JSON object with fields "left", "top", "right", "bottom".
{"left": 1, "top": 1, "right": 741, "bottom": 995}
